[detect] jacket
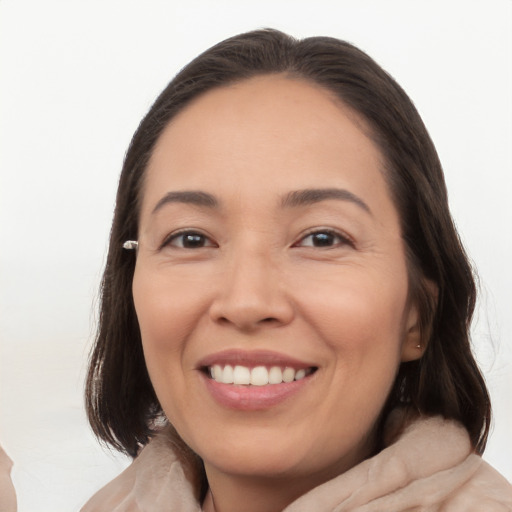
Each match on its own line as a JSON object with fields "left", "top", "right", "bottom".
{"left": 82, "top": 415, "right": 512, "bottom": 511}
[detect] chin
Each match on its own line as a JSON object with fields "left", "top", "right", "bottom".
{"left": 205, "top": 452, "right": 307, "bottom": 480}
{"left": 195, "top": 428, "right": 363, "bottom": 483}
{"left": 190, "top": 430, "right": 307, "bottom": 478}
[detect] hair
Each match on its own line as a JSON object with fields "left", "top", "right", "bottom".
{"left": 86, "top": 28, "right": 491, "bottom": 459}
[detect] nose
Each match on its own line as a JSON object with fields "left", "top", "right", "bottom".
{"left": 209, "top": 250, "right": 295, "bottom": 332}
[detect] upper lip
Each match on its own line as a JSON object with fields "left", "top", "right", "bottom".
{"left": 197, "top": 349, "right": 316, "bottom": 370}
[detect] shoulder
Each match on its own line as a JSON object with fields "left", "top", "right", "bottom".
{"left": 441, "top": 457, "right": 512, "bottom": 511}
{"left": 81, "top": 430, "right": 201, "bottom": 512}
{"left": 385, "top": 416, "right": 512, "bottom": 511}
{"left": 391, "top": 415, "right": 512, "bottom": 511}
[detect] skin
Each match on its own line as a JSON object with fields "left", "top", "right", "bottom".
{"left": 132, "top": 75, "right": 423, "bottom": 512}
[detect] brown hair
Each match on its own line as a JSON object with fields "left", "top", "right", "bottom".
{"left": 86, "top": 29, "right": 491, "bottom": 458}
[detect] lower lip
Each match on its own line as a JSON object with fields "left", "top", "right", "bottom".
{"left": 202, "top": 373, "right": 312, "bottom": 411}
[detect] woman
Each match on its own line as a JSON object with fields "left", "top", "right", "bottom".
{"left": 83, "top": 29, "right": 512, "bottom": 511}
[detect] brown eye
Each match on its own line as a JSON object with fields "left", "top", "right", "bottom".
{"left": 165, "top": 231, "right": 216, "bottom": 249}
{"left": 296, "top": 230, "right": 350, "bottom": 248}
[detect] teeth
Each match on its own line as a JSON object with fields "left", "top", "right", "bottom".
{"left": 212, "top": 364, "right": 222, "bottom": 380}
{"left": 268, "top": 366, "right": 283, "bottom": 384}
{"left": 251, "top": 366, "right": 268, "bottom": 386}
{"left": 295, "top": 369, "right": 306, "bottom": 380}
{"left": 222, "top": 365, "right": 234, "bottom": 384}
{"left": 208, "top": 365, "right": 312, "bottom": 385}
{"left": 282, "top": 367, "right": 295, "bottom": 383}
{"left": 233, "top": 365, "right": 251, "bottom": 385}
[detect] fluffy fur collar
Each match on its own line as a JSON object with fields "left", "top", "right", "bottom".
{"left": 82, "top": 415, "right": 512, "bottom": 511}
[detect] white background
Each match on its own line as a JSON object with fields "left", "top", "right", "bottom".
{"left": 1, "top": 1, "right": 511, "bottom": 510}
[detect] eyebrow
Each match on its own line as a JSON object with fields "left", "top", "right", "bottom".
{"left": 151, "top": 187, "right": 371, "bottom": 215}
{"left": 281, "top": 188, "right": 371, "bottom": 214}
{"left": 152, "top": 190, "right": 219, "bottom": 214}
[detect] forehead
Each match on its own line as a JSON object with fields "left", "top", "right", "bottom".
{"left": 142, "top": 75, "right": 390, "bottom": 216}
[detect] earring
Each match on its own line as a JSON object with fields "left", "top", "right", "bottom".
{"left": 123, "top": 240, "right": 138, "bottom": 250}
{"left": 416, "top": 344, "right": 421, "bottom": 349}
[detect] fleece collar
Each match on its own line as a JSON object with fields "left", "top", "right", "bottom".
{"left": 82, "top": 415, "right": 512, "bottom": 511}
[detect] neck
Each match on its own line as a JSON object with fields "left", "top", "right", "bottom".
{"left": 202, "top": 473, "right": 307, "bottom": 512}
{"left": 201, "top": 456, "right": 366, "bottom": 512}
{"left": 200, "top": 426, "right": 378, "bottom": 512}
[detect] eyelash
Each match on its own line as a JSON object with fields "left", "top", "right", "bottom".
{"left": 160, "top": 228, "right": 353, "bottom": 250}
{"left": 160, "top": 230, "right": 217, "bottom": 250}
{"left": 293, "top": 228, "right": 354, "bottom": 249}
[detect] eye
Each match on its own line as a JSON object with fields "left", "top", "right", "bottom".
{"left": 294, "top": 229, "right": 352, "bottom": 248}
{"left": 163, "top": 230, "right": 217, "bottom": 249}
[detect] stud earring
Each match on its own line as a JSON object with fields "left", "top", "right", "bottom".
{"left": 123, "top": 240, "right": 139, "bottom": 250}
{"left": 416, "top": 344, "right": 421, "bottom": 349}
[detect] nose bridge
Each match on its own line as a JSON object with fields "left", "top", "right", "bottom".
{"left": 210, "top": 237, "right": 293, "bottom": 329}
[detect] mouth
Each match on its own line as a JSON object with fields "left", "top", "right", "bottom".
{"left": 200, "top": 357, "right": 317, "bottom": 410}
{"left": 197, "top": 350, "right": 319, "bottom": 401}
{"left": 203, "top": 364, "right": 317, "bottom": 386}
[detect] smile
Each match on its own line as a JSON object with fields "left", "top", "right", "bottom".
{"left": 207, "top": 365, "right": 316, "bottom": 386}
{"left": 198, "top": 350, "right": 318, "bottom": 410}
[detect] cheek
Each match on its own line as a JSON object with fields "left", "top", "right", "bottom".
{"left": 296, "top": 269, "right": 408, "bottom": 401}
{"left": 132, "top": 266, "right": 203, "bottom": 396}
{"left": 132, "top": 266, "right": 206, "bottom": 428}
{"left": 132, "top": 265, "right": 209, "bottom": 350}
{"left": 300, "top": 269, "right": 409, "bottom": 347}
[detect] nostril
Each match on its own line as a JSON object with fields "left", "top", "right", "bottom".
{"left": 209, "top": 295, "right": 294, "bottom": 330}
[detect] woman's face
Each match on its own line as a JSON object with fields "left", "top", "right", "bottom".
{"left": 133, "top": 76, "right": 421, "bottom": 483}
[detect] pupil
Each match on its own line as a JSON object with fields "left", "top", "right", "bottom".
{"left": 313, "top": 233, "right": 333, "bottom": 247}
{"left": 184, "top": 234, "right": 204, "bottom": 248}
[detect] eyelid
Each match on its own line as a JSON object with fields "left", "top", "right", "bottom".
{"left": 160, "top": 229, "right": 218, "bottom": 249}
{"left": 293, "top": 227, "right": 355, "bottom": 248}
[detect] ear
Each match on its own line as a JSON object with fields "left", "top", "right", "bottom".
{"left": 400, "top": 302, "right": 424, "bottom": 362}
{"left": 400, "top": 279, "right": 438, "bottom": 362}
